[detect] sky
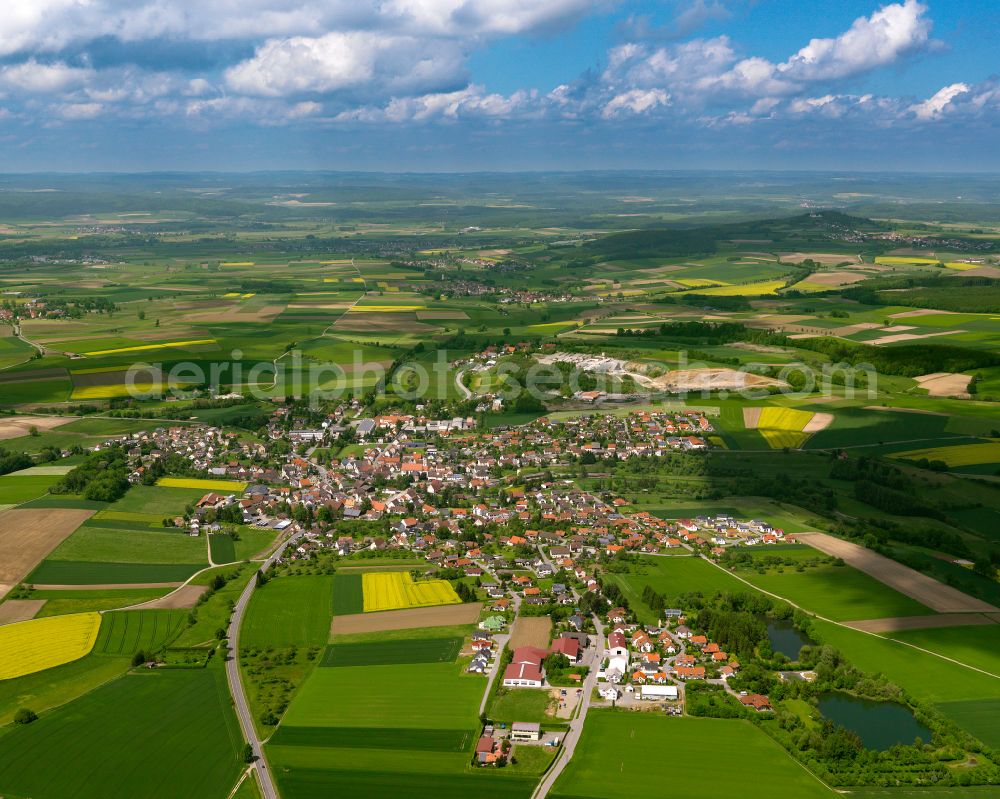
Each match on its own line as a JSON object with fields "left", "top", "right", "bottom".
{"left": 0, "top": 0, "right": 998, "bottom": 171}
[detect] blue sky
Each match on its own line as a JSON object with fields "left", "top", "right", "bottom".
{"left": 0, "top": 0, "right": 997, "bottom": 171}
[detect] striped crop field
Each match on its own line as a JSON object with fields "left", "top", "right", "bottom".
{"left": 82, "top": 339, "right": 216, "bottom": 356}
{"left": 349, "top": 305, "right": 426, "bottom": 312}
{"left": 680, "top": 280, "right": 787, "bottom": 296}
{"left": 874, "top": 256, "right": 941, "bottom": 265}
{"left": 362, "top": 571, "right": 461, "bottom": 613}
{"left": 0, "top": 612, "right": 101, "bottom": 679}
{"left": 156, "top": 477, "right": 248, "bottom": 492}
{"left": 892, "top": 441, "right": 1000, "bottom": 467}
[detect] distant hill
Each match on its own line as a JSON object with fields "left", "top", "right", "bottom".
{"left": 583, "top": 211, "right": 888, "bottom": 260}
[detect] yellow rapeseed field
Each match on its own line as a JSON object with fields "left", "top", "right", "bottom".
{"left": 71, "top": 383, "right": 166, "bottom": 400}
{"left": 83, "top": 339, "right": 216, "bottom": 356}
{"left": 362, "top": 571, "right": 461, "bottom": 613}
{"left": 0, "top": 612, "right": 101, "bottom": 680}
{"left": 350, "top": 305, "right": 425, "bottom": 312}
{"left": 874, "top": 256, "right": 940, "bottom": 265}
{"left": 680, "top": 280, "right": 786, "bottom": 296}
{"left": 677, "top": 278, "right": 730, "bottom": 288}
{"left": 156, "top": 477, "right": 248, "bottom": 492}
{"left": 757, "top": 407, "right": 815, "bottom": 449}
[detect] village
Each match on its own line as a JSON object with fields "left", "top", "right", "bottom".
{"left": 66, "top": 402, "right": 797, "bottom": 737}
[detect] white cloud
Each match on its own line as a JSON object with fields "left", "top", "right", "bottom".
{"left": 0, "top": 60, "right": 92, "bottom": 93}
{"left": 225, "top": 31, "right": 466, "bottom": 99}
{"left": 909, "top": 82, "right": 970, "bottom": 119}
{"left": 601, "top": 0, "right": 933, "bottom": 108}
{"left": 57, "top": 102, "right": 104, "bottom": 119}
{"left": 602, "top": 88, "right": 669, "bottom": 118}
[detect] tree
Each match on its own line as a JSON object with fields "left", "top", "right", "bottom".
{"left": 131, "top": 650, "right": 147, "bottom": 667}
{"left": 241, "top": 743, "right": 255, "bottom": 763}
{"left": 14, "top": 708, "right": 37, "bottom": 725}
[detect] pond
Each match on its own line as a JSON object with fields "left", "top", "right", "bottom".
{"left": 766, "top": 619, "right": 813, "bottom": 660}
{"left": 818, "top": 692, "right": 932, "bottom": 750}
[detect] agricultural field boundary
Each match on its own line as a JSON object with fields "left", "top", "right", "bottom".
{"left": 798, "top": 533, "right": 998, "bottom": 613}
{"left": 845, "top": 614, "right": 1000, "bottom": 633}
{"left": 700, "top": 554, "right": 1000, "bottom": 681}
{"left": 330, "top": 602, "right": 482, "bottom": 635}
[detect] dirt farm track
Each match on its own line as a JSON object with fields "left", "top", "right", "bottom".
{"left": 799, "top": 532, "right": 999, "bottom": 614}
{"left": 331, "top": 602, "right": 483, "bottom": 635}
{"left": 0, "top": 508, "right": 93, "bottom": 600}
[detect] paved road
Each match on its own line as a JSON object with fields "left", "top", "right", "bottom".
{"left": 225, "top": 532, "right": 301, "bottom": 799}
{"left": 455, "top": 369, "right": 472, "bottom": 399}
{"left": 529, "top": 543, "right": 606, "bottom": 799}
{"left": 531, "top": 618, "right": 606, "bottom": 799}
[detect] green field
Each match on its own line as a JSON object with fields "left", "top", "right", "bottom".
{"left": 887, "top": 624, "right": 1000, "bottom": 677}
{"left": 551, "top": 711, "right": 834, "bottom": 799}
{"left": 811, "top": 620, "right": 1000, "bottom": 707}
{"left": 331, "top": 572, "right": 364, "bottom": 615}
{"left": 47, "top": 525, "right": 208, "bottom": 564}
{"left": 266, "top": 619, "right": 515, "bottom": 799}
{"left": 0, "top": 652, "right": 130, "bottom": 726}
{"left": 209, "top": 533, "right": 237, "bottom": 564}
{"left": 106, "top": 484, "right": 211, "bottom": 515}
{"left": 488, "top": 688, "right": 554, "bottom": 723}
{"left": 608, "top": 556, "right": 745, "bottom": 623}
{"left": 32, "top": 587, "right": 170, "bottom": 616}
{"left": 0, "top": 473, "right": 60, "bottom": 504}
{"left": 320, "top": 636, "right": 463, "bottom": 667}
{"left": 93, "top": 609, "right": 188, "bottom": 656}
{"left": 28, "top": 560, "right": 205, "bottom": 585}
{"left": 282, "top": 661, "right": 482, "bottom": 729}
{"left": 0, "top": 668, "right": 243, "bottom": 799}
{"left": 741, "top": 564, "right": 933, "bottom": 621}
{"left": 242, "top": 574, "right": 335, "bottom": 650}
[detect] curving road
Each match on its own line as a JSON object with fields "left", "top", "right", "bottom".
{"left": 225, "top": 532, "right": 302, "bottom": 799}
{"left": 455, "top": 369, "right": 472, "bottom": 399}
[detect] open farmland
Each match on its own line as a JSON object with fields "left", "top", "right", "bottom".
{"left": 330, "top": 603, "right": 483, "bottom": 635}
{"left": 551, "top": 712, "right": 834, "bottom": 799}
{"left": 156, "top": 477, "right": 248, "bottom": 492}
{"left": 92, "top": 609, "right": 187, "bottom": 656}
{"left": 0, "top": 668, "right": 243, "bottom": 799}
{"left": 0, "top": 612, "right": 101, "bottom": 679}
{"left": 741, "top": 562, "right": 934, "bottom": 621}
{"left": 266, "top": 618, "right": 539, "bottom": 799}
{"left": 608, "top": 555, "right": 745, "bottom": 624}
{"left": 0, "top": 508, "right": 93, "bottom": 598}
{"left": 361, "top": 571, "right": 461, "bottom": 612}
{"left": 798, "top": 533, "right": 998, "bottom": 613}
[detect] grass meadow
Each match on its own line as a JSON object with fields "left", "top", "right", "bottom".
{"left": 742, "top": 564, "right": 932, "bottom": 621}
{"left": 550, "top": 712, "right": 834, "bottom": 799}
{"left": 0, "top": 668, "right": 243, "bottom": 799}
{"left": 242, "top": 574, "right": 335, "bottom": 650}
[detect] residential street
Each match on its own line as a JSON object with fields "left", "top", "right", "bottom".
{"left": 531, "top": 616, "right": 606, "bottom": 799}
